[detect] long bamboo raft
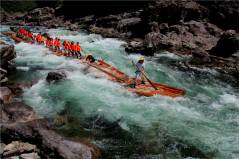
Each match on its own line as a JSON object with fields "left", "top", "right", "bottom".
{"left": 2, "top": 31, "right": 186, "bottom": 97}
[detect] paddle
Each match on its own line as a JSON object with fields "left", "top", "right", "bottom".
{"left": 132, "top": 60, "right": 158, "bottom": 90}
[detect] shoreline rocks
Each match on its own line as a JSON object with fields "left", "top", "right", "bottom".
{"left": 1, "top": 102, "right": 101, "bottom": 159}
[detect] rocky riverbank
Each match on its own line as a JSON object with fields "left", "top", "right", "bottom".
{"left": 0, "top": 42, "right": 101, "bottom": 159}
{"left": 1, "top": 0, "right": 238, "bottom": 79}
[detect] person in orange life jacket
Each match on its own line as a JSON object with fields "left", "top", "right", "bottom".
{"left": 63, "top": 40, "right": 67, "bottom": 53}
{"left": 64, "top": 40, "right": 71, "bottom": 55}
{"left": 46, "top": 37, "right": 53, "bottom": 48}
{"left": 40, "top": 33, "right": 45, "bottom": 45}
{"left": 63, "top": 40, "right": 68, "bottom": 54}
{"left": 27, "top": 31, "right": 33, "bottom": 41}
{"left": 75, "top": 42, "right": 82, "bottom": 58}
{"left": 69, "top": 41, "right": 75, "bottom": 56}
{"left": 36, "top": 33, "right": 43, "bottom": 44}
{"left": 53, "top": 37, "right": 61, "bottom": 51}
{"left": 17, "top": 28, "right": 24, "bottom": 37}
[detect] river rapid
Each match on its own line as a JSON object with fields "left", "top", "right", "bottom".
{"left": 1, "top": 25, "right": 239, "bottom": 159}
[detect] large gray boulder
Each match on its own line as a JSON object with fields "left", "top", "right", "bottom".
{"left": 210, "top": 30, "right": 239, "bottom": 58}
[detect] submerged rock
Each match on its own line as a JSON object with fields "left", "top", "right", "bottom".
{"left": 46, "top": 71, "right": 67, "bottom": 83}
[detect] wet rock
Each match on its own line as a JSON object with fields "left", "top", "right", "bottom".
{"left": 1, "top": 102, "right": 101, "bottom": 159}
{"left": 141, "top": 20, "right": 221, "bottom": 55}
{"left": 0, "top": 43, "right": 16, "bottom": 70}
{"left": 26, "top": 7, "right": 55, "bottom": 23}
{"left": 89, "top": 25, "right": 123, "bottom": 38}
{"left": 78, "top": 15, "right": 95, "bottom": 29}
{"left": 159, "top": 23, "right": 169, "bottom": 34}
{"left": 68, "top": 23, "right": 79, "bottom": 31}
{"left": 125, "top": 39, "right": 154, "bottom": 55}
{"left": 5, "top": 156, "right": 19, "bottom": 159}
{"left": 117, "top": 17, "right": 141, "bottom": 34}
{"left": 0, "top": 68, "right": 8, "bottom": 85}
{"left": 2, "top": 102, "right": 40, "bottom": 123}
{"left": 0, "top": 9, "right": 8, "bottom": 22}
{"left": 46, "top": 71, "right": 67, "bottom": 83}
{"left": 0, "top": 87, "right": 13, "bottom": 104}
{"left": 210, "top": 30, "right": 239, "bottom": 58}
{"left": 189, "top": 50, "right": 211, "bottom": 65}
{"left": 96, "top": 15, "right": 120, "bottom": 28}
{"left": 3, "top": 141, "right": 36, "bottom": 158}
{"left": 20, "top": 152, "right": 40, "bottom": 159}
{"left": 0, "top": 143, "right": 6, "bottom": 155}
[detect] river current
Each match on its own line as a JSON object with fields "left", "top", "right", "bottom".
{"left": 1, "top": 25, "right": 239, "bottom": 159}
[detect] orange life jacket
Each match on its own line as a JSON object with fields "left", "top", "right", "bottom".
{"left": 75, "top": 44, "right": 81, "bottom": 52}
{"left": 28, "top": 32, "right": 33, "bottom": 38}
{"left": 70, "top": 44, "right": 75, "bottom": 51}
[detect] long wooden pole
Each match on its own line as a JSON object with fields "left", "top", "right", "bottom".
{"left": 132, "top": 61, "right": 158, "bottom": 90}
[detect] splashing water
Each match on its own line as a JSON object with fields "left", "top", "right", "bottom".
{"left": 1, "top": 26, "right": 239, "bottom": 159}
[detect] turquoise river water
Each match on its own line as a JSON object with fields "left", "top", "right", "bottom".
{"left": 1, "top": 25, "right": 239, "bottom": 159}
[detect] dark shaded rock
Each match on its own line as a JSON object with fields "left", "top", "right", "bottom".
{"left": 0, "top": 43, "right": 16, "bottom": 70}
{"left": 210, "top": 30, "right": 239, "bottom": 58}
{"left": 0, "top": 9, "right": 8, "bottom": 22}
{"left": 142, "top": 0, "right": 209, "bottom": 29}
{"left": 10, "top": 26, "right": 19, "bottom": 32}
{"left": 0, "top": 68, "right": 8, "bottom": 85}
{"left": 117, "top": 17, "right": 142, "bottom": 37}
{"left": 89, "top": 25, "right": 124, "bottom": 38}
{"left": 78, "top": 15, "right": 95, "bottom": 29}
{"left": 189, "top": 50, "right": 211, "bottom": 65}
{"left": 198, "top": 0, "right": 239, "bottom": 32}
{"left": 96, "top": 15, "right": 120, "bottom": 28}
{"left": 46, "top": 71, "right": 67, "bottom": 83}
{"left": 125, "top": 39, "right": 154, "bottom": 55}
{"left": 159, "top": 23, "right": 169, "bottom": 34}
